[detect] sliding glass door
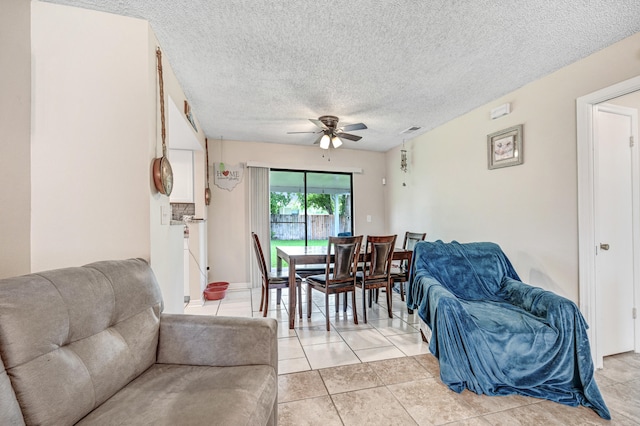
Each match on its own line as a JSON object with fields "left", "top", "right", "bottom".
{"left": 269, "top": 169, "right": 353, "bottom": 266}
{"left": 304, "top": 172, "right": 352, "bottom": 240}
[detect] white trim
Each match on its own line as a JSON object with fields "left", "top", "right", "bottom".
{"left": 577, "top": 75, "right": 640, "bottom": 369}
{"left": 246, "top": 160, "right": 363, "bottom": 174}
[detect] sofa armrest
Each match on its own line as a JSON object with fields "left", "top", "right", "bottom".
{"left": 498, "top": 277, "right": 578, "bottom": 325}
{"left": 157, "top": 314, "right": 278, "bottom": 373}
{"left": 410, "top": 275, "right": 463, "bottom": 328}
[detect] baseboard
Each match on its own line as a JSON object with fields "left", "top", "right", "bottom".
{"left": 226, "top": 282, "right": 255, "bottom": 291}
{"left": 186, "top": 298, "right": 205, "bottom": 308}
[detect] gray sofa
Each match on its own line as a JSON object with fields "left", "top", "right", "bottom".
{"left": 0, "top": 258, "right": 278, "bottom": 425}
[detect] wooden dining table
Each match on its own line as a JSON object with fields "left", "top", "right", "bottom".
{"left": 276, "top": 245, "right": 413, "bottom": 329}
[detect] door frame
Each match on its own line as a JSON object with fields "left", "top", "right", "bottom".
{"left": 577, "top": 75, "right": 640, "bottom": 369}
{"left": 269, "top": 168, "right": 355, "bottom": 243}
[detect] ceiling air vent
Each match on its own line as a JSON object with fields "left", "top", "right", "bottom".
{"left": 400, "top": 126, "right": 422, "bottom": 135}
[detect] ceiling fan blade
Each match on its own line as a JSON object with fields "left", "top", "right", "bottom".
{"left": 340, "top": 123, "right": 367, "bottom": 132}
{"left": 312, "top": 134, "right": 324, "bottom": 145}
{"left": 335, "top": 132, "right": 362, "bottom": 142}
{"left": 309, "top": 118, "right": 329, "bottom": 130}
{"left": 287, "top": 131, "right": 321, "bottom": 134}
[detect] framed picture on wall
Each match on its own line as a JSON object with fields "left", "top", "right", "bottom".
{"left": 487, "top": 124, "right": 523, "bottom": 169}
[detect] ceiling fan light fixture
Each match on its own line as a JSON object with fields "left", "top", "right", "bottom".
{"left": 319, "top": 134, "right": 331, "bottom": 149}
{"left": 331, "top": 135, "right": 342, "bottom": 148}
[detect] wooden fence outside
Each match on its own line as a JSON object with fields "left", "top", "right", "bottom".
{"left": 271, "top": 214, "right": 349, "bottom": 240}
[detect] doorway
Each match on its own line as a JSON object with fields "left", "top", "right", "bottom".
{"left": 594, "top": 103, "right": 637, "bottom": 357}
{"left": 577, "top": 76, "right": 640, "bottom": 368}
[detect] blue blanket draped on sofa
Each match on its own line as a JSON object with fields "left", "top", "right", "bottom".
{"left": 407, "top": 240, "right": 610, "bottom": 419}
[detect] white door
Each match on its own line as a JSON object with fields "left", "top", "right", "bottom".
{"left": 594, "top": 103, "right": 637, "bottom": 357}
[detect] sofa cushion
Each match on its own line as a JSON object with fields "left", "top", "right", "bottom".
{"left": 0, "top": 259, "right": 162, "bottom": 425}
{"left": 0, "top": 354, "right": 24, "bottom": 425}
{"left": 76, "top": 364, "right": 277, "bottom": 425}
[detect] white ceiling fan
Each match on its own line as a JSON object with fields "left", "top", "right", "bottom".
{"left": 288, "top": 115, "right": 367, "bottom": 149}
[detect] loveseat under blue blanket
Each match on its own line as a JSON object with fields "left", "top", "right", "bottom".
{"left": 407, "top": 240, "right": 610, "bottom": 419}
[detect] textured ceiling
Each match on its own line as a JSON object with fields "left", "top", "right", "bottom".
{"left": 42, "top": 0, "right": 640, "bottom": 152}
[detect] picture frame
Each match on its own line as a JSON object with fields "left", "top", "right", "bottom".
{"left": 184, "top": 100, "right": 198, "bottom": 132}
{"left": 487, "top": 124, "right": 523, "bottom": 170}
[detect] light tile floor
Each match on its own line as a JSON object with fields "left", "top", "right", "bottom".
{"left": 185, "top": 286, "right": 640, "bottom": 425}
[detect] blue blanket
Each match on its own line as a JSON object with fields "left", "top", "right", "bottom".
{"left": 407, "top": 240, "right": 610, "bottom": 419}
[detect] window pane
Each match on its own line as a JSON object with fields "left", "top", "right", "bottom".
{"left": 269, "top": 171, "right": 304, "bottom": 266}
{"left": 306, "top": 173, "right": 352, "bottom": 241}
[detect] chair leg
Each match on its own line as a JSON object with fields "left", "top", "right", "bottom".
{"left": 362, "top": 286, "right": 368, "bottom": 324}
{"left": 325, "top": 292, "right": 330, "bottom": 331}
{"left": 263, "top": 286, "right": 269, "bottom": 317}
{"left": 307, "top": 283, "right": 312, "bottom": 319}
{"left": 335, "top": 293, "right": 339, "bottom": 313}
{"left": 276, "top": 289, "right": 282, "bottom": 305}
{"left": 298, "top": 282, "right": 303, "bottom": 319}
{"left": 343, "top": 293, "right": 348, "bottom": 312}
{"left": 259, "top": 283, "right": 265, "bottom": 313}
{"left": 386, "top": 282, "right": 393, "bottom": 318}
{"left": 351, "top": 289, "right": 358, "bottom": 324}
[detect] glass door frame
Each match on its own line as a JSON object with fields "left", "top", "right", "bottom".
{"left": 269, "top": 168, "right": 354, "bottom": 246}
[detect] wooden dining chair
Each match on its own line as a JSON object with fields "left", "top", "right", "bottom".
{"left": 391, "top": 231, "right": 426, "bottom": 309}
{"left": 356, "top": 234, "right": 397, "bottom": 323}
{"left": 306, "top": 235, "right": 363, "bottom": 331}
{"left": 251, "top": 232, "right": 302, "bottom": 318}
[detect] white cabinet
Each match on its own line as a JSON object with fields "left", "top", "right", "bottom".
{"left": 168, "top": 149, "right": 194, "bottom": 203}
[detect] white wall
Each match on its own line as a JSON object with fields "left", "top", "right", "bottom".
{"left": 29, "top": 3, "right": 206, "bottom": 312}
{"left": 31, "top": 2, "right": 151, "bottom": 271}
{"left": 385, "top": 32, "right": 640, "bottom": 302}
{"left": 0, "top": 0, "right": 31, "bottom": 278}
{"left": 206, "top": 139, "right": 386, "bottom": 284}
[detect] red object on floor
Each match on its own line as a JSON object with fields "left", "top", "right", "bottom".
{"left": 204, "top": 282, "right": 229, "bottom": 300}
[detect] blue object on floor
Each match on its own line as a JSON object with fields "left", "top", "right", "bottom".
{"left": 407, "top": 240, "right": 610, "bottom": 420}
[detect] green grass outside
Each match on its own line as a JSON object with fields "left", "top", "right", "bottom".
{"left": 270, "top": 239, "right": 327, "bottom": 268}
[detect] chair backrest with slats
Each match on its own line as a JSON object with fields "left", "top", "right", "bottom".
{"left": 401, "top": 232, "right": 426, "bottom": 270}
{"left": 363, "top": 235, "right": 397, "bottom": 281}
{"left": 251, "top": 232, "right": 269, "bottom": 285}
{"left": 404, "top": 232, "right": 427, "bottom": 251}
{"left": 326, "top": 235, "right": 363, "bottom": 284}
